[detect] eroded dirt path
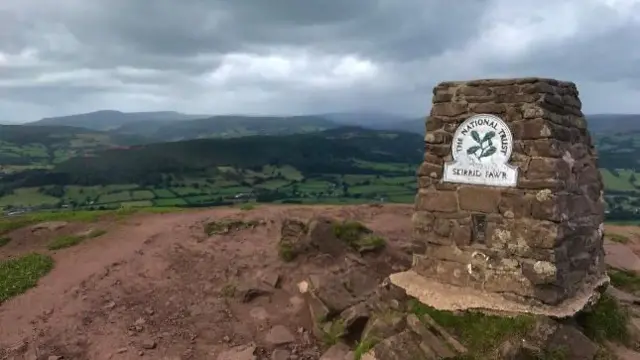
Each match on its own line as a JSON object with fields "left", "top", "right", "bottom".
{"left": 0, "top": 204, "right": 413, "bottom": 360}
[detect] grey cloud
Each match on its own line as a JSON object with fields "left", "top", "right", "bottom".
{"left": 507, "top": 27, "right": 640, "bottom": 84}
{"left": 52, "top": 0, "right": 487, "bottom": 65}
{"left": 1, "top": 0, "right": 640, "bottom": 121}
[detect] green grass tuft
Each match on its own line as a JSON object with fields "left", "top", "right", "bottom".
{"left": 577, "top": 293, "right": 630, "bottom": 343}
{"left": 0, "top": 236, "right": 11, "bottom": 247}
{"left": 359, "top": 234, "right": 386, "bottom": 250}
{"left": 407, "top": 299, "right": 535, "bottom": 356}
{"left": 353, "top": 335, "right": 380, "bottom": 360}
{"left": 278, "top": 242, "right": 296, "bottom": 262}
{"left": 203, "top": 219, "right": 258, "bottom": 236}
{"left": 0, "top": 211, "right": 104, "bottom": 236}
{"left": 220, "top": 283, "right": 236, "bottom": 297}
{"left": 332, "top": 220, "right": 386, "bottom": 252}
{"left": 0, "top": 253, "right": 54, "bottom": 303}
{"left": 239, "top": 203, "right": 256, "bottom": 211}
{"left": 607, "top": 233, "right": 630, "bottom": 244}
{"left": 332, "top": 220, "right": 371, "bottom": 244}
{"left": 48, "top": 228, "right": 107, "bottom": 250}
{"left": 0, "top": 207, "right": 184, "bottom": 237}
{"left": 320, "top": 319, "right": 346, "bottom": 346}
{"left": 529, "top": 346, "right": 569, "bottom": 360}
{"left": 609, "top": 268, "right": 640, "bottom": 294}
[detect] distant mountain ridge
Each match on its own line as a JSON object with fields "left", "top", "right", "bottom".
{"left": 112, "top": 115, "right": 339, "bottom": 141}
{"left": 586, "top": 114, "right": 640, "bottom": 134}
{"left": 0, "top": 126, "right": 424, "bottom": 187}
{"left": 25, "top": 111, "right": 342, "bottom": 141}
{"left": 19, "top": 110, "right": 640, "bottom": 140}
{"left": 23, "top": 110, "right": 426, "bottom": 141}
{"left": 28, "top": 110, "right": 208, "bottom": 131}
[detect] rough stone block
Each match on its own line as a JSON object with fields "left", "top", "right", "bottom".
{"left": 415, "top": 189, "right": 458, "bottom": 213}
{"left": 406, "top": 77, "right": 606, "bottom": 309}
{"left": 457, "top": 186, "right": 501, "bottom": 213}
{"left": 431, "top": 103, "right": 467, "bottom": 117}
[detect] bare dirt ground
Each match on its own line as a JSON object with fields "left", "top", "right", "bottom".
{"left": 0, "top": 204, "right": 414, "bottom": 360}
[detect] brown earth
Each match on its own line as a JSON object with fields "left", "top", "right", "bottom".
{"left": 0, "top": 204, "right": 414, "bottom": 360}
{"left": 2, "top": 204, "right": 640, "bottom": 360}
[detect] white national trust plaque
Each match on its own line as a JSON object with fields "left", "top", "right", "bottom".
{"left": 442, "top": 114, "right": 518, "bottom": 187}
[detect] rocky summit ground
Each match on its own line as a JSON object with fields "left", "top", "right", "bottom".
{"left": 0, "top": 205, "right": 414, "bottom": 360}
{"left": 2, "top": 204, "right": 640, "bottom": 360}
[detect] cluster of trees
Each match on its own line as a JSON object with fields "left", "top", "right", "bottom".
{"left": 606, "top": 208, "right": 640, "bottom": 221}
{"left": 0, "top": 128, "right": 423, "bottom": 190}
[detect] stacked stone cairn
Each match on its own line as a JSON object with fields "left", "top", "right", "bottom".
{"left": 403, "top": 78, "right": 608, "bottom": 310}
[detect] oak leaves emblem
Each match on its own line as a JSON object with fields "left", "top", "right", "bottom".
{"left": 466, "top": 130, "right": 497, "bottom": 160}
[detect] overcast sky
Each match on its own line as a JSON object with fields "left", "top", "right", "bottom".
{"left": 1, "top": 0, "right": 639, "bottom": 122}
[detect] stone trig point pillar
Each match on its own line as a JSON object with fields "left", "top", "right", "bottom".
{"left": 391, "top": 78, "right": 609, "bottom": 317}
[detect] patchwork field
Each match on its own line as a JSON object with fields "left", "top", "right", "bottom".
{"left": 1, "top": 165, "right": 639, "bottom": 215}
{"left": 0, "top": 164, "right": 417, "bottom": 210}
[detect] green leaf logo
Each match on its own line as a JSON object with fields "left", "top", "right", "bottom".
{"left": 482, "top": 131, "right": 495, "bottom": 142}
{"left": 467, "top": 146, "right": 481, "bottom": 155}
{"left": 466, "top": 130, "right": 497, "bottom": 160}
{"left": 482, "top": 147, "right": 496, "bottom": 158}
{"left": 471, "top": 130, "right": 481, "bottom": 143}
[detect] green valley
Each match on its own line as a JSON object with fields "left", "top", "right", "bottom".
{"left": 0, "top": 127, "right": 421, "bottom": 211}
{"left": 0, "top": 113, "right": 639, "bottom": 223}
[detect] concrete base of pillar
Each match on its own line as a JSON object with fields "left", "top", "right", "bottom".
{"left": 389, "top": 270, "right": 610, "bottom": 318}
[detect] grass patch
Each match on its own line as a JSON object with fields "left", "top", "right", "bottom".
{"left": 130, "top": 190, "right": 155, "bottom": 200}
{"left": 120, "top": 200, "right": 154, "bottom": 208}
{"left": 0, "top": 207, "right": 179, "bottom": 236}
{"left": 277, "top": 219, "right": 307, "bottom": 262}
{"left": 594, "top": 347, "right": 621, "bottom": 360}
{"left": 576, "top": 293, "right": 630, "bottom": 343}
{"left": 320, "top": 319, "right": 346, "bottom": 346}
{"left": 203, "top": 219, "right": 259, "bottom": 236}
{"left": 332, "top": 220, "right": 370, "bottom": 243}
{"left": 358, "top": 234, "right": 386, "bottom": 250}
{"left": 255, "top": 179, "right": 291, "bottom": 190}
{"left": 220, "top": 283, "right": 236, "bottom": 297}
{"left": 239, "top": 203, "right": 255, "bottom": 211}
{"left": 608, "top": 268, "right": 640, "bottom": 293}
{"left": 153, "top": 198, "right": 187, "bottom": 206}
{"left": 0, "top": 187, "right": 60, "bottom": 207}
{"left": 48, "top": 229, "right": 107, "bottom": 250}
{"left": 152, "top": 188, "right": 176, "bottom": 198}
{"left": 98, "top": 190, "right": 132, "bottom": 203}
{"left": 278, "top": 242, "right": 295, "bottom": 262}
{"left": 407, "top": 299, "right": 535, "bottom": 356}
{"left": 353, "top": 335, "right": 379, "bottom": 360}
{"left": 601, "top": 169, "right": 637, "bottom": 192}
{"left": 0, "top": 253, "right": 54, "bottom": 303}
{"left": 86, "top": 229, "right": 107, "bottom": 238}
{"left": 332, "top": 220, "right": 386, "bottom": 252}
{"left": 607, "top": 233, "right": 630, "bottom": 244}
{"left": 113, "top": 206, "right": 183, "bottom": 218}
{"left": 531, "top": 347, "right": 569, "bottom": 360}
{"left": 48, "top": 235, "right": 84, "bottom": 250}
{"left": 0, "top": 236, "right": 10, "bottom": 247}
{"left": 0, "top": 210, "right": 107, "bottom": 235}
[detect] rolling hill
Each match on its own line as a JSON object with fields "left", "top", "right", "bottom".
{"left": 112, "top": 115, "right": 340, "bottom": 141}
{"left": 0, "top": 111, "right": 638, "bottom": 218}
{"left": 0, "top": 125, "right": 149, "bottom": 171}
{"left": 23, "top": 110, "right": 640, "bottom": 140}
{"left": 0, "top": 127, "right": 421, "bottom": 209}
{"left": 27, "top": 110, "right": 208, "bottom": 131}
{"left": 25, "top": 111, "right": 344, "bottom": 141}
{"left": 587, "top": 114, "right": 640, "bottom": 134}
{"left": 0, "top": 127, "right": 423, "bottom": 187}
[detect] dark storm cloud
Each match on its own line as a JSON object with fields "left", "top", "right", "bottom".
{"left": 1, "top": 0, "right": 640, "bottom": 120}
{"left": 33, "top": 0, "right": 487, "bottom": 65}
